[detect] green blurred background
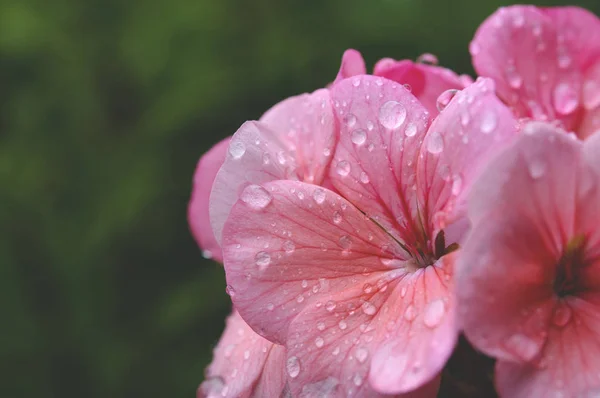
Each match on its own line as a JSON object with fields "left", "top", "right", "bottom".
{"left": 2, "top": 0, "right": 598, "bottom": 397}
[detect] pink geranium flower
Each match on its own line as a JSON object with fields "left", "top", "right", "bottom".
{"left": 221, "top": 76, "right": 518, "bottom": 396}
{"left": 470, "top": 5, "right": 600, "bottom": 139}
{"left": 456, "top": 123, "right": 600, "bottom": 397}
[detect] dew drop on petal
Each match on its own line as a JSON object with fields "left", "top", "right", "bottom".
{"left": 504, "top": 333, "right": 540, "bottom": 362}
{"left": 379, "top": 101, "right": 407, "bottom": 130}
{"left": 405, "top": 122, "right": 417, "bottom": 137}
{"left": 286, "top": 356, "right": 301, "bottom": 378}
{"left": 404, "top": 304, "right": 417, "bottom": 321}
{"left": 266, "top": 302, "right": 275, "bottom": 311}
{"left": 317, "top": 322, "right": 326, "bottom": 331}
{"left": 255, "top": 251, "right": 271, "bottom": 270}
{"left": 528, "top": 158, "right": 547, "bottom": 179}
{"left": 283, "top": 240, "right": 296, "bottom": 254}
{"left": 336, "top": 160, "right": 351, "bottom": 176}
{"left": 339, "top": 235, "right": 352, "bottom": 249}
{"left": 326, "top": 300, "right": 337, "bottom": 312}
{"left": 313, "top": 188, "right": 326, "bottom": 204}
{"left": 229, "top": 141, "right": 246, "bottom": 159}
{"left": 423, "top": 299, "right": 446, "bottom": 328}
{"left": 583, "top": 80, "right": 600, "bottom": 109}
{"left": 553, "top": 82, "right": 579, "bottom": 115}
{"left": 480, "top": 110, "right": 498, "bottom": 134}
{"left": 417, "top": 53, "right": 438, "bottom": 65}
{"left": 362, "top": 301, "right": 377, "bottom": 315}
{"left": 506, "top": 66, "right": 523, "bottom": 89}
{"left": 355, "top": 347, "right": 368, "bottom": 363}
{"left": 344, "top": 113, "right": 357, "bottom": 128}
{"left": 351, "top": 129, "right": 367, "bottom": 146}
{"left": 315, "top": 337, "right": 325, "bottom": 348}
{"left": 426, "top": 131, "right": 444, "bottom": 154}
{"left": 436, "top": 89, "right": 458, "bottom": 112}
{"left": 353, "top": 373, "right": 364, "bottom": 387}
{"left": 451, "top": 175, "right": 463, "bottom": 195}
{"left": 199, "top": 376, "right": 225, "bottom": 396}
{"left": 338, "top": 319, "right": 348, "bottom": 330}
{"left": 360, "top": 172, "right": 370, "bottom": 184}
{"left": 241, "top": 185, "right": 272, "bottom": 209}
{"left": 225, "top": 284, "right": 236, "bottom": 297}
{"left": 333, "top": 211, "right": 343, "bottom": 224}
{"left": 552, "top": 305, "right": 572, "bottom": 327}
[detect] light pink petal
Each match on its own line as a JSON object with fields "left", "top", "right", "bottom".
{"left": 496, "top": 296, "right": 600, "bottom": 397}
{"left": 188, "top": 137, "right": 230, "bottom": 262}
{"left": 374, "top": 58, "right": 467, "bottom": 115}
{"left": 329, "top": 75, "right": 430, "bottom": 247}
{"left": 334, "top": 49, "right": 367, "bottom": 84}
{"left": 583, "top": 127, "right": 600, "bottom": 175}
{"left": 543, "top": 6, "right": 600, "bottom": 71}
{"left": 416, "top": 78, "right": 519, "bottom": 242}
{"left": 284, "top": 254, "right": 455, "bottom": 397}
{"left": 471, "top": 6, "right": 582, "bottom": 128}
{"left": 222, "top": 180, "right": 405, "bottom": 344}
{"left": 198, "top": 311, "right": 287, "bottom": 398}
{"left": 210, "top": 90, "right": 336, "bottom": 243}
{"left": 457, "top": 125, "right": 584, "bottom": 362}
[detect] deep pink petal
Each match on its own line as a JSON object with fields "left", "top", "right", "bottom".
{"left": 189, "top": 137, "right": 230, "bottom": 262}
{"left": 210, "top": 89, "right": 336, "bottom": 243}
{"left": 329, "top": 74, "right": 430, "bottom": 246}
{"left": 198, "top": 311, "right": 287, "bottom": 398}
{"left": 457, "top": 125, "right": 584, "bottom": 362}
{"left": 222, "top": 180, "right": 405, "bottom": 344}
{"left": 416, "top": 78, "right": 519, "bottom": 242}
{"left": 334, "top": 49, "right": 367, "bottom": 84}
{"left": 374, "top": 59, "right": 466, "bottom": 115}
{"left": 471, "top": 6, "right": 582, "bottom": 128}
{"left": 496, "top": 297, "right": 600, "bottom": 398}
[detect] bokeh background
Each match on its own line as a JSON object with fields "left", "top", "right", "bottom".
{"left": 3, "top": 0, "right": 599, "bottom": 397}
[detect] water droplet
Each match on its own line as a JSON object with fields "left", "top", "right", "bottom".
{"left": 379, "top": 101, "right": 407, "bottom": 129}
{"left": 404, "top": 122, "right": 418, "bottom": 138}
{"left": 202, "top": 250, "right": 213, "bottom": 259}
{"left": 339, "top": 235, "right": 352, "bottom": 249}
{"left": 225, "top": 284, "right": 236, "bottom": 297}
{"left": 451, "top": 175, "right": 463, "bottom": 195}
{"left": 336, "top": 160, "right": 351, "bottom": 176}
{"left": 506, "top": 66, "right": 523, "bottom": 89}
{"left": 417, "top": 53, "right": 438, "bottom": 65}
{"left": 351, "top": 129, "right": 367, "bottom": 146}
{"left": 326, "top": 300, "right": 337, "bottom": 312}
{"left": 404, "top": 304, "right": 417, "bottom": 321}
{"left": 353, "top": 373, "right": 364, "bottom": 386}
{"left": 313, "top": 188, "right": 326, "bottom": 204}
{"left": 553, "top": 82, "right": 579, "bottom": 115}
{"left": 323, "top": 148, "right": 331, "bottom": 157}
{"left": 317, "top": 322, "right": 326, "bottom": 331}
{"left": 286, "top": 356, "right": 301, "bottom": 378}
{"left": 528, "top": 158, "right": 547, "bottom": 179}
{"left": 266, "top": 302, "right": 274, "bottom": 311}
{"left": 583, "top": 80, "right": 600, "bottom": 109}
{"left": 344, "top": 113, "right": 357, "bottom": 128}
{"left": 338, "top": 319, "right": 347, "bottom": 330}
{"left": 436, "top": 89, "right": 459, "bottom": 112}
{"left": 504, "top": 333, "right": 540, "bottom": 362}
{"left": 332, "top": 211, "right": 343, "bottom": 224}
{"left": 352, "top": 78, "right": 361, "bottom": 87}
{"left": 552, "top": 305, "right": 572, "bottom": 327}
{"left": 362, "top": 301, "right": 377, "bottom": 315}
{"left": 283, "top": 240, "right": 296, "bottom": 254}
{"left": 255, "top": 251, "right": 271, "bottom": 270}
{"left": 315, "top": 337, "right": 324, "bottom": 348}
{"left": 426, "top": 131, "right": 444, "bottom": 154}
{"left": 423, "top": 299, "right": 446, "bottom": 328}
{"left": 229, "top": 141, "right": 246, "bottom": 159}
{"left": 363, "top": 283, "right": 373, "bottom": 294}
{"left": 355, "top": 347, "right": 368, "bottom": 363}
{"left": 241, "top": 185, "right": 272, "bottom": 210}
{"left": 359, "top": 172, "right": 370, "bottom": 184}
{"left": 199, "top": 376, "right": 225, "bottom": 396}
{"left": 480, "top": 110, "right": 498, "bottom": 134}
{"left": 244, "top": 350, "right": 250, "bottom": 360}
{"left": 558, "top": 52, "right": 572, "bottom": 69}
{"left": 400, "top": 286, "right": 407, "bottom": 297}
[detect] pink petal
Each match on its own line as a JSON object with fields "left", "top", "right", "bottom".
{"left": 457, "top": 124, "right": 584, "bottom": 362}
{"left": 210, "top": 89, "right": 336, "bottom": 243}
{"left": 496, "top": 297, "right": 600, "bottom": 397}
{"left": 471, "top": 6, "right": 582, "bottom": 127}
{"left": 329, "top": 74, "right": 430, "bottom": 246}
{"left": 334, "top": 49, "right": 367, "bottom": 84}
{"left": 198, "top": 310, "right": 287, "bottom": 398}
{"left": 374, "top": 58, "right": 466, "bottom": 115}
{"left": 543, "top": 6, "right": 600, "bottom": 71}
{"left": 579, "top": 62, "right": 600, "bottom": 139}
{"left": 189, "top": 137, "right": 230, "bottom": 262}
{"left": 416, "top": 78, "right": 519, "bottom": 241}
{"left": 222, "top": 180, "right": 405, "bottom": 344}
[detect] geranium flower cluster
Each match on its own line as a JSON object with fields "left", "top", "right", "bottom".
{"left": 189, "top": 6, "right": 600, "bottom": 398}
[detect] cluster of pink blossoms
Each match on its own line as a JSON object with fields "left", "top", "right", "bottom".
{"left": 189, "top": 6, "right": 600, "bottom": 398}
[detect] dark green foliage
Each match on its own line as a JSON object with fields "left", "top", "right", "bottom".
{"left": 2, "top": 0, "right": 598, "bottom": 396}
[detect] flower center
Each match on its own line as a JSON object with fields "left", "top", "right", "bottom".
{"left": 554, "top": 235, "right": 586, "bottom": 297}
{"left": 410, "top": 229, "right": 458, "bottom": 268}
